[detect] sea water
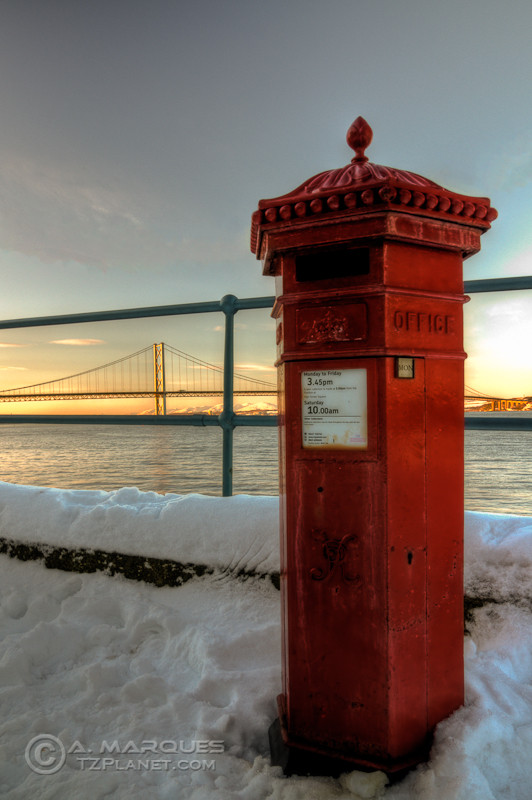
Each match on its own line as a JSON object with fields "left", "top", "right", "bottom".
{"left": 0, "top": 415, "right": 530, "bottom": 515}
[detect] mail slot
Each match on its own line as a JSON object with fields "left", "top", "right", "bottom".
{"left": 251, "top": 116, "right": 497, "bottom": 774}
{"left": 295, "top": 247, "right": 370, "bottom": 282}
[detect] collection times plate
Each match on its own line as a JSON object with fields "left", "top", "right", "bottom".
{"left": 301, "top": 369, "right": 367, "bottom": 449}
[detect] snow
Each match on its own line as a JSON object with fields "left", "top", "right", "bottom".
{"left": 0, "top": 482, "right": 279, "bottom": 573}
{"left": 0, "top": 483, "right": 531, "bottom": 799}
{"left": 465, "top": 511, "right": 532, "bottom": 604}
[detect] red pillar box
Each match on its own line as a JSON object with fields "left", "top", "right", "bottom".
{"left": 251, "top": 117, "right": 496, "bottom": 774}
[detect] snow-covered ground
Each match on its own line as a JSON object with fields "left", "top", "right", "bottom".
{"left": 0, "top": 482, "right": 531, "bottom": 799}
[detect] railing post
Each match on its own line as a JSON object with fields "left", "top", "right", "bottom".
{"left": 153, "top": 342, "right": 166, "bottom": 416}
{"left": 219, "top": 295, "right": 238, "bottom": 496}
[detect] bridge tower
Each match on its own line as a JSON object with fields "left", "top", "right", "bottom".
{"left": 153, "top": 343, "right": 166, "bottom": 415}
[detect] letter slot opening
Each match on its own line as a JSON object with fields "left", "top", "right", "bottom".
{"left": 295, "top": 248, "right": 370, "bottom": 282}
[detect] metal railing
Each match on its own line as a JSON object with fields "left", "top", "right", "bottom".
{"left": 0, "top": 278, "right": 531, "bottom": 494}
{"left": 463, "top": 276, "right": 532, "bottom": 432}
{"left": 0, "top": 294, "right": 277, "bottom": 496}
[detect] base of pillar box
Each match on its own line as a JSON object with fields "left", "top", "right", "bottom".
{"left": 269, "top": 695, "right": 431, "bottom": 779}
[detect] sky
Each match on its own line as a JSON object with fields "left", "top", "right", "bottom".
{"left": 0, "top": 0, "right": 531, "bottom": 412}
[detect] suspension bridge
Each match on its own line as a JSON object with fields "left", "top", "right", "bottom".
{"left": 0, "top": 343, "right": 277, "bottom": 415}
{"left": 464, "top": 385, "right": 531, "bottom": 411}
{"left": 0, "top": 350, "right": 528, "bottom": 416}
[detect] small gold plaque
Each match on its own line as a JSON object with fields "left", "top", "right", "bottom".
{"left": 395, "top": 357, "right": 415, "bottom": 379}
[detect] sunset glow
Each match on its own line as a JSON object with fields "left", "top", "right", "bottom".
{"left": 0, "top": 1, "right": 530, "bottom": 405}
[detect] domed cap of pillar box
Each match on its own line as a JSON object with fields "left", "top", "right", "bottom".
{"left": 251, "top": 116, "right": 497, "bottom": 260}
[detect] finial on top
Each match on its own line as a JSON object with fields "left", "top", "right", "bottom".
{"left": 347, "top": 116, "right": 373, "bottom": 163}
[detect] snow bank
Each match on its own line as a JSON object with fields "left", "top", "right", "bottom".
{"left": 464, "top": 510, "right": 532, "bottom": 604}
{"left": 1, "top": 483, "right": 531, "bottom": 600}
{"left": 0, "top": 482, "right": 279, "bottom": 574}
{"left": 0, "top": 485, "right": 531, "bottom": 798}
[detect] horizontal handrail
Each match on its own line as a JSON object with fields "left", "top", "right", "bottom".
{"left": 465, "top": 415, "right": 532, "bottom": 431}
{"left": 0, "top": 413, "right": 528, "bottom": 430}
{"left": 464, "top": 276, "right": 532, "bottom": 293}
{"left": 0, "top": 295, "right": 275, "bottom": 330}
{"left": 0, "top": 413, "right": 278, "bottom": 427}
{"left": 0, "top": 276, "right": 529, "bottom": 331}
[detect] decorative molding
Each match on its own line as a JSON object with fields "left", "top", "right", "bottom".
{"left": 297, "top": 304, "right": 367, "bottom": 345}
{"left": 250, "top": 116, "right": 496, "bottom": 256}
{"left": 299, "top": 310, "right": 350, "bottom": 344}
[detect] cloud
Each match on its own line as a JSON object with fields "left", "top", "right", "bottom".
{"left": 236, "top": 363, "right": 276, "bottom": 372}
{"left": 469, "top": 297, "right": 532, "bottom": 377}
{"left": 485, "top": 298, "right": 532, "bottom": 323}
{"left": 213, "top": 323, "right": 248, "bottom": 332}
{"left": 0, "top": 366, "right": 27, "bottom": 371}
{"left": 0, "top": 155, "right": 167, "bottom": 270}
{"left": 49, "top": 339, "right": 104, "bottom": 346}
{"left": 0, "top": 154, "right": 250, "bottom": 273}
{"left": 0, "top": 342, "right": 26, "bottom": 348}
{"left": 490, "top": 132, "right": 532, "bottom": 190}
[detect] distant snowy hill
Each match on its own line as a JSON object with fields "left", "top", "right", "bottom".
{"left": 139, "top": 400, "right": 277, "bottom": 416}
{"left": 170, "top": 400, "right": 277, "bottom": 416}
